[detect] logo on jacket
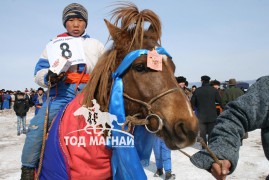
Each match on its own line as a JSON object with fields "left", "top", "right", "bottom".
{"left": 64, "top": 99, "right": 134, "bottom": 147}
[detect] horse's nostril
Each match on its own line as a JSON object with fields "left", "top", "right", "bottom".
{"left": 174, "top": 122, "right": 187, "bottom": 136}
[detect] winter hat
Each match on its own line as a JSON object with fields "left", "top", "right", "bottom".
{"left": 38, "top": 87, "right": 44, "bottom": 92}
{"left": 210, "top": 79, "right": 220, "bottom": 86}
{"left": 228, "top": 78, "right": 236, "bottom": 86}
{"left": 201, "top": 75, "right": 211, "bottom": 82}
{"left": 62, "top": 3, "right": 88, "bottom": 27}
{"left": 176, "top": 76, "right": 186, "bottom": 83}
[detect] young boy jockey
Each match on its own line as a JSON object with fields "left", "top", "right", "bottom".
{"left": 20, "top": 3, "right": 105, "bottom": 179}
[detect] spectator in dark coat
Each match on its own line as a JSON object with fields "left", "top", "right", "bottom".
{"left": 210, "top": 79, "right": 224, "bottom": 116}
{"left": 222, "top": 78, "right": 247, "bottom": 140}
{"left": 14, "top": 92, "right": 29, "bottom": 136}
{"left": 176, "top": 76, "right": 192, "bottom": 99}
{"left": 222, "top": 78, "right": 244, "bottom": 107}
{"left": 191, "top": 75, "right": 222, "bottom": 145}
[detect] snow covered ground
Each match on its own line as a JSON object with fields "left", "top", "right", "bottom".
{"left": 0, "top": 109, "right": 268, "bottom": 180}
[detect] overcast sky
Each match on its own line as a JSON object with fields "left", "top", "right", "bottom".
{"left": 1, "top": 0, "right": 269, "bottom": 91}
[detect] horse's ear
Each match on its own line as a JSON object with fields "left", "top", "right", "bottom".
{"left": 146, "top": 24, "right": 160, "bottom": 45}
{"left": 104, "top": 19, "right": 122, "bottom": 41}
{"left": 148, "top": 25, "right": 155, "bottom": 32}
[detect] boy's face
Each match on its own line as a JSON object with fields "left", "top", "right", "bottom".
{"left": 65, "top": 17, "right": 86, "bottom": 37}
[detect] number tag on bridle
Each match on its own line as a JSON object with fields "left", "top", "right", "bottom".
{"left": 147, "top": 49, "right": 162, "bottom": 71}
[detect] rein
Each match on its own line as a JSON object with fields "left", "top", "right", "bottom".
{"left": 178, "top": 137, "right": 223, "bottom": 169}
{"left": 36, "top": 79, "right": 51, "bottom": 179}
{"left": 121, "top": 113, "right": 223, "bottom": 170}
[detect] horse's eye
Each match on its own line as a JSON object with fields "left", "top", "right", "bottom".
{"left": 133, "top": 63, "right": 146, "bottom": 72}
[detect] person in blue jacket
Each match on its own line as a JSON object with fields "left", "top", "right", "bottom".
{"left": 20, "top": 3, "right": 105, "bottom": 179}
{"left": 0, "top": 89, "right": 3, "bottom": 110}
{"left": 153, "top": 136, "right": 175, "bottom": 180}
{"left": 2, "top": 91, "right": 11, "bottom": 109}
{"left": 32, "top": 87, "right": 46, "bottom": 115}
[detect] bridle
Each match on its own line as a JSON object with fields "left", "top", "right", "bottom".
{"left": 110, "top": 47, "right": 175, "bottom": 134}
{"left": 123, "top": 87, "right": 180, "bottom": 133}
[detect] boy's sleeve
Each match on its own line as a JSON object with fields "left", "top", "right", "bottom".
{"left": 34, "top": 49, "right": 50, "bottom": 87}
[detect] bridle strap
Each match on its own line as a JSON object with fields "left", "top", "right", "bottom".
{"left": 122, "top": 87, "right": 179, "bottom": 133}
{"left": 148, "top": 87, "right": 179, "bottom": 106}
{"left": 123, "top": 87, "right": 180, "bottom": 114}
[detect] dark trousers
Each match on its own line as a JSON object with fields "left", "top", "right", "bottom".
{"left": 199, "top": 122, "right": 215, "bottom": 145}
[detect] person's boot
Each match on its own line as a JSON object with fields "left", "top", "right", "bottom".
{"left": 154, "top": 168, "right": 163, "bottom": 177}
{"left": 21, "top": 166, "right": 35, "bottom": 180}
{"left": 165, "top": 171, "right": 176, "bottom": 180}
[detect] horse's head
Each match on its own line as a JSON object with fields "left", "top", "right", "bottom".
{"left": 82, "top": 2, "right": 198, "bottom": 150}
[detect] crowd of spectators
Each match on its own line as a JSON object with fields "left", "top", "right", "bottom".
{"left": 151, "top": 75, "right": 248, "bottom": 179}
{"left": 0, "top": 88, "right": 46, "bottom": 111}
{"left": 0, "top": 87, "right": 47, "bottom": 136}
{"left": 175, "top": 75, "right": 247, "bottom": 144}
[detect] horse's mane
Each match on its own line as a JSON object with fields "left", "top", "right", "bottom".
{"left": 82, "top": 2, "right": 162, "bottom": 111}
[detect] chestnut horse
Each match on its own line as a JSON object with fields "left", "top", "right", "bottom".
{"left": 39, "top": 2, "right": 198, "bottom": 180}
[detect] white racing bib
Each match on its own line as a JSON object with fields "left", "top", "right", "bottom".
{"left": 47, "top": 36, "right": 86, "bottom": 66}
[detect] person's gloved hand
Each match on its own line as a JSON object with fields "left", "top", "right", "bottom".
{"left": 46, "top": 70, "right": 66, "bottom": 84}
